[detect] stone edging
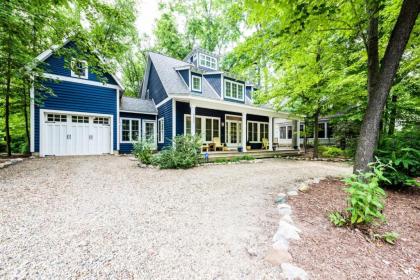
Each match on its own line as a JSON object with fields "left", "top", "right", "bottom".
{"left": 265, "top": 178, "right": 324, "bottom": 279}
{"left": 0, "top": 158, "right": 24, "bottom": 169}
{"left": 281, "top": 156, "right": 352, "bottom": 162}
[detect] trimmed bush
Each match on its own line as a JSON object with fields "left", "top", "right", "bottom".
{"left": 133, "top": 139, "right": 154, "bottom": 165}
{"left": 319, "top": 146, "right": 345, "bottom": 158}
{"left": 155, "top": 135, "right": 202, "bottom": 169}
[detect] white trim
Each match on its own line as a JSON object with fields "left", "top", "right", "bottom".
{"left": 70, "top": 59, "right": 88, "bottom": 79}
{"left": 156, "top": 96, "right": 172, "bottom": 108}
{"left": 120, "top": 117, "right": 141, "bottom": 143}
{"left": 247, "top": 120, "right": 269, "bottom": 143}
{"left": 40, "top": 73, "right": 121, "bottom": 89}
{"left": 142, "top": 119, "right": 157, "bottom": 149}
{"left": 174, "top": 65, "right": 192, "bottom": 71}
{"left": 177, "top": 69, "right": 190, "bottom": 89}
{"left": 30, "top": 81, "right": 35, "bottom": 153}
{"left": 172, "top": 99, "right": 176, "bottom": 141}
{"left": 116, "top": 89, "right": 120, "bottom": 150}
{"left": 158, "top": 117, "right": 164, "bottom": 143}
{"left": 184, "top": 114, "right": 221, "bottom": 143}
{"left": 39, "top": 109, "right": 114, "bottom": 157}
{"left": 119, "top": 110, "right": 157, "bottom": 115}
{"left": 224, "top": 79, "right": 245, "bottom": 102}
{"left": 191, "top": 75, "right": 202, "bottom": 92}
{"left": 198, "top": 53, "right": 217, "bottom": 70}
{"left": 268, "top": 117, "right": 273, "bottom": 151}
{"left": 220, "top": 75, "right": 224, "bottom": 100}
{"left": 242, "top": 113, "right": 247, "bottom": 151}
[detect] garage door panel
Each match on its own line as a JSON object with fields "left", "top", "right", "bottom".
{"left": 42, "top": 112, "right": 112, "bottom": 156}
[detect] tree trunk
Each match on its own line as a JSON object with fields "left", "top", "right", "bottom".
{"left": 313, "top": 112, "right": 319, "bottom": 159}
{"left": 23, "top": 85, "right": 30, "bottom": 152}
{"left": 303, "top": 118, "right": 308, "bottom": 154}
{"left": 388, "top": 94, "right": 398, "bottom": 135}
{"left": 354, "top": 0, "right": 419, "bottom": 172}
{"left": 5, "top": 37, "right": 12, "bottom": 156}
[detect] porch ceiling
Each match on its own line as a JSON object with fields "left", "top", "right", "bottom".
{"left": 173, "top": 95, "right": 302, "bottom": 120}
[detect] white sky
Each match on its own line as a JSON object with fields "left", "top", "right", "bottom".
{"left": 135, "top": 0, "right": 162, "bottom": 47}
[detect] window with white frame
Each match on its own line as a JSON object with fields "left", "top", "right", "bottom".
{"left": 121, "top": 119, "right": 140, "bottom": 142}
{"left": 93, "top": 117, "right": 110, "bottom": 125}
{"left": 70, "top": 59, "right": 88, "bottom": 79}
{"left": 192, "top": 75, "right": 202, "bottom": 92}
{"left": 46, "top": 114, "right": 67, "bottom": 122}
{"left": 247, "top": 121, "right": 269, "bottom": 143}
{"left": 224, "top": 80, "right": 244, "bottom": 101}
{"left": 72, "top": 115, "right": 89, "bottom": 123}
{"left": 199, "top": 53, "right": 217, "bottom": 70}
{"left": 184, "top": 115, "right": 220, "bottom": 142}
{"left": 279, "top": 125, "right": 293, "bottom": 139}
{"left": 158, "top": 118, "right": 164, "bottom": 143}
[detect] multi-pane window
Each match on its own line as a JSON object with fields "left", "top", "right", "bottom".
{"left": 158, "top": 118, "right": 164, "bottom": 143}
{"left": 184, "top": 115, "right": 220, "bottom": 142}
{"left": 199, "top": 54, "right": 217, "bottom": 70}
{"left": 192, "top": 75, "right": 202, "bottom": 92}
{"left": 279, "top": 125, "right": 293, "bottom": 139}
{"left": 121, "top": 119, "right": 139, "bottom": 142}
{"left": 70, "top": 59, "right": 88, "bottom": 79}
{"left": 224, "top": 80, "right": 244, "bottom": 101}
{"left": 260, "top": 123, "right": 269, "bottom": 141}
{"left": 72, "top": 116, "right": 89, "bottom": 123}
{"left": 248, "top": 122, "right": 259, "bottom": 142}
{"left": 212, "top": 119, "right": 219, "bottom": 138}
{"left": 93, "top": 117, "right": 109, "bottom": 125}
{"left": 318, "top": 123, "right": 325, "bottom": 138}
{"left": 287, "top": 126, "right": 293, "bottom": 139}
{"left": 47, "top": 114, "right": 66, "bottom": 122}
{"left": 144, "top": 121, "right": 155, "bottom": 142}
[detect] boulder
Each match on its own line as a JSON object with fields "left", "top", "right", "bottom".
{"left": 277, "top": 203, "right": 292, "bottom": 217}
{"left": 276, "top": 220, "right": 301, "bottom": 240}
{"left": 273, "top": 237, "right": 289, "bottom": 251}
{"left": 275, "top": 193, "right": 287, "bottom": 204}
{"left": 281, "top": 263, "right": 308, "bottom": 280}
{"left": 298, "top": 184, "right": 310, "bottom": 193}
{"left": 264, "top": 248, "right": 292, "bottom": 265}
{"left": 287, "top": 190, "right": 298, "bottom": 196}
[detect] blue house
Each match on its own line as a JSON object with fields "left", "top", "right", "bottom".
{"left": 31, "top": 43, "right": 301, "bottom": 156}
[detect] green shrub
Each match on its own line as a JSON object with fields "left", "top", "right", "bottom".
{"left": 376, "top": 129, "right": 420, "bottom": 187}
{"left": 343, "top": 161, "right": 388, "bottom": 225}
{"left": 133, "top": 139, "right": 154, "bottom": 165}
{"left": 329, "top": 211, "right": 346, "bottom": 227}
{"left": 319, "top": 146, "right": 345, "bottom": 158}
{"left": 155, "top": 135, "right": 202, "bottom": 169}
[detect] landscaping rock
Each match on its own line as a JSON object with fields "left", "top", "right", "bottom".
{"left": 280, "top": 214, "right": 293, "bottom": 224}
{"left": 273, "top": 237, "right": 289, "bottom": 251}
{"left": 276, "top": 220, "right": 301, "bottom": 240}
{"left": 298, "top": 184, "right": 310, "bottom": 193}
{"left": 277, "top": 203, "right": 292, "bottom": 217}
{"left": 287, "top": 190, "right": 298, "bottom": 196}
{"left": 128, "top": 157, "right": 137, "bottom": 161}
{"left": 275, "top": 193, "right": 287, "bottom": 204}
{"left": 281, "top": 263, "right": 308, "bottom": 280}
{"left": 10, "top": 158, "right": 23, "bottom": 163}
{"left": 264, "top": 248, "right": 292, "bottom": 265}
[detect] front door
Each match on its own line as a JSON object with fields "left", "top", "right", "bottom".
{"left": 225, "top": 120, "right": 242, "bottom": 146}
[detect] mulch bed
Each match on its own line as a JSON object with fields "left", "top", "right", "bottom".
{"left": 288, "top": 178, "right": 420, "bottom": 279}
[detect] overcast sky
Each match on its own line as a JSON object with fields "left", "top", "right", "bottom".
{"left": 135, "top": 0, "right": 161, "bottom": 46}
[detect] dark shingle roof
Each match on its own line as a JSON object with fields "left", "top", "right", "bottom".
{"left": 120, "top": 96, "right": 157, "bottom": 114}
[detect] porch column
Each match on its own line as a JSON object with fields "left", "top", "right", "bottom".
{"left": 297, "top": 120, "right": 301, "bottom": 150}
{"left": 242, "top": 112, "right": 247, "bottom": 152}
{"left": 191, "top": 104, "right": 196, "bottom": 135}
{"left": 269, "top": 116, "right": 273, "bottom": 151}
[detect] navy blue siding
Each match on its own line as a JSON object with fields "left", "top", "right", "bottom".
{"left": 157, "top": 99, "right": 173, "bottom": 150}
{"left": 44, "top": 42, "right": 117, "bottom": 85}
{"left": 204, "top": 74, "right": 221, "bottom": 96}
{"left": 223, "top": 77, "right": 246, "bottom": 104}
{"left": 246, "top": 86, "right": 253, "bottom": 100}
{"left": 34, "top": 79, "right": 118, "bottom": 152}
{"left": 147, "top": 62, "right": 168, "bottom": 104}
{"left": 175, "top": 101, "right": 241, "bottom": 144}
{"left": 119, "top": 112, "right": 156, "bottom": 154}
{"left": 179, "top": 69, "right": 190, "bottom": 87}
{"left": 191, "top": 73, "right": 203, "bottom": 93}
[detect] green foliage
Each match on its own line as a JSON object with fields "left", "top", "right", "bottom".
{"left": 376, "top": 129, "right": 420, "bottom": 187}
{"left": 214, "top": 155, "right": 255, "bottom": 163}
{"left": 343, "top": 162, "right": 388, "bottom": 225}
{"left": 319, "top": 146, "right": 345, "bottom": 158}
{"left": 329, "top": 211, "right": 346, "bottom": 227}
{"left": 381, "top": 231, "right": 399, "bottom": 245}
{"left": 133, "top": 140, "right": 154, "bottom": 165}
{"left": 154, "top": 135, "right": 203, "bottom": 169}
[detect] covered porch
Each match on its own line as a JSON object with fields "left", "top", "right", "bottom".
{"left": 173, "top": 96, "right": 302, "bottom": 153}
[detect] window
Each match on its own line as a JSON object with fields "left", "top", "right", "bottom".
{"left": 158, "top": 118, "right": 164, "bottom": 143}
{"left": 192, "top": 75, "right": 202, "bottom": 92}
{"left": 199, "top": 53, "right": 217, "bottom": 70}
{"left": 47, "top": 114, "right": 66, "bottom": 122}
{"left": 184, "top": 115, "right": 220, "bottom": 142}
{"left": 327, "top": 123, "right": 333, "bottom": 138}
{"left": 248, "top": 121, "right": 263, "bottom": 142}
{"left": 299, "top": 124, "right": 304, "bottom": 138}
{"left": 318, "top": 123, "right": 326, "bottom": 138}
{"left": 224, "top": 80, "right": 244, "bottom": 101}
{"left": 121, "top": 119, "right": 140, "bottom": 142}
{"left": 260, "top": 123, "right": 269, "bottom": 141}
{"left": 143, "top": 121, "right": 155, "bottom": 143}
{"left": 72, "top": 115, "right": 89, "bottom": 123}
{"left": 93, "top": 117, "right": 109, "bottom": 125}
{"left": 70, "top": 59, "right": 88, "bottom": 79}
{"left": 279, "top": 125, "right": 293, "bottom": 139}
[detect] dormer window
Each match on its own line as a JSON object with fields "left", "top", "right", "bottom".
{"left": 199, "top": 53, "right": 217, "bottom": 70}
{"left": 224, "top": 80, "right": 244, "bottom": 101}
{"left": 71, "top": 59, "right": 88, "bottom": 79}
{"left": 192, "top": 75, "right": 202, "bottom": 92}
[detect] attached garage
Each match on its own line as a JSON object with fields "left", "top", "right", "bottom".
{"left": 40, "top": 110, "right": 113, "bottom": 156}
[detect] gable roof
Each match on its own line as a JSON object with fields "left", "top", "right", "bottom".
{"left": 35, "top": 40, "right": 124, "bottom": 90}
{"left": 120, "top": 96, "right": 157, "bottom": 114}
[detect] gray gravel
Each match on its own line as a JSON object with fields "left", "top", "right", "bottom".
{"left": 0, "top": 156, "right": 351, "bottom": 279}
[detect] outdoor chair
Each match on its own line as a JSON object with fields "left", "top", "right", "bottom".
{"left": 213, "top": 137, "right": 224, "bottom": 151}
{"left": 262, "top": 138, "right": 269, "bottom": 150}
{"left": 202, "top": 143, "right": 209, "bottom": 152}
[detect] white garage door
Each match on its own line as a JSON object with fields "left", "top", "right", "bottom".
{"left": 42, "top": 112, "right": 112, "bottom": 156}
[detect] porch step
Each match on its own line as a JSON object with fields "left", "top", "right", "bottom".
{"left": 205, "top": 149, "right": 301, "bottom": 161}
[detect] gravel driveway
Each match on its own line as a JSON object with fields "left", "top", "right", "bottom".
{"left": 0, "top": 156, "right": 351, "bottom": 279}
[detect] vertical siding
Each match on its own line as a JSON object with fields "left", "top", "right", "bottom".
{"left": 34, "top": 79, "right": 118, "bottom": 152}
{"left": 179, "top": 69, "right": 190, "bottom": 87}
{"left": 204, "top": 74, "right": 221, "bottom": 96}
{"left": 43, "top": 42, "right": 117, "bottom": 85}
{"left": 119, "top": 112, "right": 156, "bottom": 154}
{"left": 147, "top": 62, "right": 168, "bottom": 104}
{"left": 157, "top": 99, "right": 173, "bottom": 150}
